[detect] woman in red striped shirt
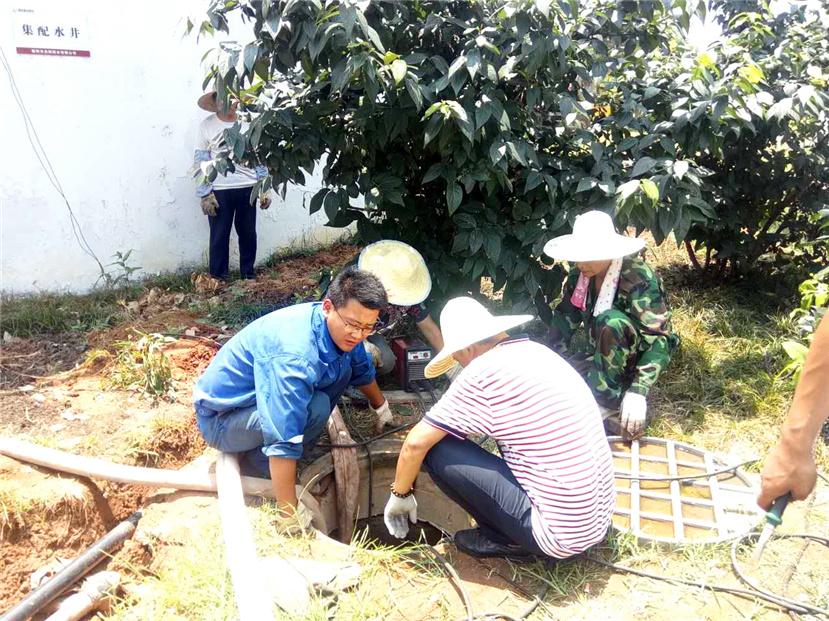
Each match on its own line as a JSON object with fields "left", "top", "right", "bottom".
{"left": 383, "top": 297, "right": 616, "bottom": 560}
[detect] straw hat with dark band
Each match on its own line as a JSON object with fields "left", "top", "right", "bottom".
{"left": 424, "top": 297, "right": 532, "bottom": 379}
{"left": 358, "top": 240, "right": 432, "bottom": 307}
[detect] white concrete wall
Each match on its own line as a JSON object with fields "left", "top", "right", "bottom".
{"left": 0, "top": 0, "right": 342, "bottom": 294}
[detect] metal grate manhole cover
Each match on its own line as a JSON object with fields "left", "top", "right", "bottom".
{"left": 609, "top": 437, "right": 764, "bottom": 546}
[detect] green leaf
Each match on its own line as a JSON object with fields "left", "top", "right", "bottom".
{"left": 513, "top": 200, "right": 532, "bottom": 219}
{"left": 524, "top": 171, "right": 543, "bottom": 194}
{"left": 390, "top": 59, "right": 407, "bottom": 85}
{"left": 643, "top": 86, "right": 660, "bottom": 100}
{"left": 782, "top": 340, "right": 809, "bottom": 362}
{"left": 711, "top": 96, "right": 727, "bottom": 121}
{"left": 617, "top": 180, "right": 640, "bottom": 201}
{"left": 242, "top": 43, "right": 259, "bottom": 73}
{"left": 405, "top": 77, "right": 423, "bottom": 110}
{"left": 323, "top": 191, "right": 339, "bottom": 221}
{"left": 454, "top": 213, "right": 476, "bottom": 229}
{"left": 484, "top": 230, "right": 502, "bottom": 262}
{"left": 447, "top": 183, "right": 463, "bottom": 214}
{"left": 424, "top": 114, "right": 442, "bottom": 146}
{"left": 423, "top": 164, "right": 443, "bottom": 184}
{"left": 632, "top": 157, "right": 657, "bottom": 177}
{"left": 576, "top": 177, "right": 598, "bottom": 193}
{"left": 640, "top": 179, "right": 660, "bottom": 204}
{"left": 768, "top": 98, "right": 793, "bottom": 122}
{"left": 673, "top": 160, "right": 689, "bottom": 180}
{"left": 466, "top": 49, "right": 481, "bottom": 78}
{"left": 424, "top": 102, "right": 442, "bottom": 118}
{"left": 469, "top": 229, "right": 484, "bottom": 254}
{"left": 309, "top": 189, "right": 328, "bottom": 215}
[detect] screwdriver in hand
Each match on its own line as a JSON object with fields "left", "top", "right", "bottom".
{"left": 751, "top": 492, "right": 791, "bottom": 564}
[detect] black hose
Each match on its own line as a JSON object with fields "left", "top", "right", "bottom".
{"left": 410, "top": 382, "right": 430, "bottom": 413}
{"left": 316, "top": 422, "right": 416, "bottom": 449}
{"left": 730, "top": 532, "right": 829, "bottom": 617}
{"left": 614, "top": 458, "right": 759, "bottom": 483}
{"left": 1, "top": 511, "right": 142, "bottom": 621}
{"left": 425, "top": 544, "right": 554, "bottom": 621}
{"left": 426, "top": 544, "right": 474, "bottom": 621}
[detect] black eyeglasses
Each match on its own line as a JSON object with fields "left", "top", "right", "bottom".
{"left": 333, "top": 307, "right": 377, "bottom": 337}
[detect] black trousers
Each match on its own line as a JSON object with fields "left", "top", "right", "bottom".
{"left": 422, "top": 436, "right": 545, "bottom": 555}
{"left": 208, "top": 186, "right": 257, "bottom": 280}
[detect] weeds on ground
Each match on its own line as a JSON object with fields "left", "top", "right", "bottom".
{"left": 0, "top": 289, "right": 134, "bottom": 337}
{"left": 104, "top": 520, "right": 238, "bottom": 621}
{"left": 108, "top": 331, "right": 175, "bottom": 398}
{"left": 124, "top": 412, "right": 196, "bottom": 466}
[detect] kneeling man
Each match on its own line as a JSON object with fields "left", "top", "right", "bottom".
{"left": 194, "top": 268, "right": 395, "bottom": 524}
{"left": 383, "top": 297, "right": 616, "bottom": 560}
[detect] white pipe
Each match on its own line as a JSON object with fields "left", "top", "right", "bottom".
{"left": 44, "top": 571, "right": 120, "bottom": 621}
{"left": 0, "top": 438, "right": 275, "bottom": 498}
{"left": 216, "top": 452, "right": 274, "bottom": 621}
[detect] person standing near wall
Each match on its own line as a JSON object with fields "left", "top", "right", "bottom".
{"left": 194, "top": 91, "right": 271, "bottom": 281}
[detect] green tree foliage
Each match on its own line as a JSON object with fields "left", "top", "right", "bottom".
{"left": 190, "top": 0, "right": 827, "bottom": 319}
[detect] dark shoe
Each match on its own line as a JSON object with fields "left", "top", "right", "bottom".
{"left": 453, "top": 528, "right": 541, "bottom": 563}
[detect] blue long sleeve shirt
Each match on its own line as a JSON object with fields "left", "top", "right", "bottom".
{"left": 193, "top": 303, "right": 375, "bottom": 459}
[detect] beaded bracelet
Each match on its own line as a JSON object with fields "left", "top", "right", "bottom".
{"left": 389, "top": 482, "right": 414, "bottom": 499}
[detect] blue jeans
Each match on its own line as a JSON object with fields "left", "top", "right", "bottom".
{"left": 196, "top": 391, "right": 333, "bottom": 478}
{"left": 423, "top": 436, "right": 544, "bottom": 555}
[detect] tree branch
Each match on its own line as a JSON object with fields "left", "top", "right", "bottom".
{"left": 685, "top": 240, "right": 703, "bottom": 271}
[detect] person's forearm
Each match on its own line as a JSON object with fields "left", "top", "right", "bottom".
{"left": 393, "top": 440, "right": 428, "bottom": 495}
{"left": 779, "top": 318, "right": 829, "bottom": 450}
{"left": 357, "top": 380, "right": 386, "bottom": 409}
{"left": 417, "top": 316, "right": 444, "bottom": 352}
{"left": 269, "top": 456, "right": 298, "bottom": 511}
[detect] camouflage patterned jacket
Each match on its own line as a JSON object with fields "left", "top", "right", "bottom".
{"left": 548, "top": 256, "right": 680, "bottom": 396}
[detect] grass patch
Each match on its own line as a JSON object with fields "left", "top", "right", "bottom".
{"left": 206, "top": 299, "right": 285, "bottom": 330}
{"left": 105, "top": 519, "right": 238, "bottom": 621}
{"left": 0, "top": 288, "right": 136, "bottom": 337}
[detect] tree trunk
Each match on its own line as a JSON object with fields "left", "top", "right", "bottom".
{"left": 685, "top": 240, "right": 703, "bottom": 271}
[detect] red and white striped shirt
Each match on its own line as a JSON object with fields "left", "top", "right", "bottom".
{"left": 424, "top": 337, "right": 616, "bottom": 558}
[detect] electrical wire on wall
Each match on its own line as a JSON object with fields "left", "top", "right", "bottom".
{"left": 0, "top": 45, "right": 107, "bottom": 279}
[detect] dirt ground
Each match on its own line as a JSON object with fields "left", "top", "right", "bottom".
{"left": 1, "top": 243, "right": 827, "bottom": 619}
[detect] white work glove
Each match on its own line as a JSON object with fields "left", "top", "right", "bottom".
{"left": 444, "top": 362, "right": 462, "bottom": 383}
{"left": 620, "top": 391, "right": 647, "bottom": 441}
{"left": 274, "top": 500, "right": 313, "bottom": 536}
{"left": 384, "top": 493, "right": 418, "bottom": 539}
{"left": 371, "top": 399, "right": 394, "bottom": 434}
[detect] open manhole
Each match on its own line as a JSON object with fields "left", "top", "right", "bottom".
{"left": 299, "top": 438, "right": 473, "bottom": 543}
{"left": 609, "top": 436, "right": 764, "bottom": 546}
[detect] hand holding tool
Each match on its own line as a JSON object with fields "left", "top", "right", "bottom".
{"left": 751, "top": 492, "right": 791, "bottom": 564}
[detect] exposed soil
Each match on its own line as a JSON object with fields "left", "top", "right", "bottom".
{"left": 0, "top": 458, "right": 146, "bottom": 613}
{"left": 0, "top": 333, "right": 88, "bottom": 390}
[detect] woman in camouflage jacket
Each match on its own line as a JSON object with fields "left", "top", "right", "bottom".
{"left": 543, "top": 212, "right": 680, "bottom": 439}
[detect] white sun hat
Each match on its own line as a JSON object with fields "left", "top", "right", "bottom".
{"left": 543, "top": 211, "right": 645, "bottom": 262}
{"left": 358, "top": 240, "right": 432, "bottom": 306}
{"left": 424, "top": 297, "right": 533, "bottom": 379}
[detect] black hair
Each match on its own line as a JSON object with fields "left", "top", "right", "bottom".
{"left": 325, "top": 267, "right": 388, "bottom": 310}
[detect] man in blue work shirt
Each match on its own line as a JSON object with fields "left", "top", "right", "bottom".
{"left": 194, "top": 267, "right": 394, "bottom": 522}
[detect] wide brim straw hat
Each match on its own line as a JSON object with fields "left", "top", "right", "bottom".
{"left": 543, "top": 210, "right": 645, "bottom": 262}
{"left": 358, "top": 240, "right": 432, "bottom": 306}
{"left": 424, "top": 297, "right": 532, "bottom": 379}
{"left": 197, "top": 91, "right": 219, "bottom": 112}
